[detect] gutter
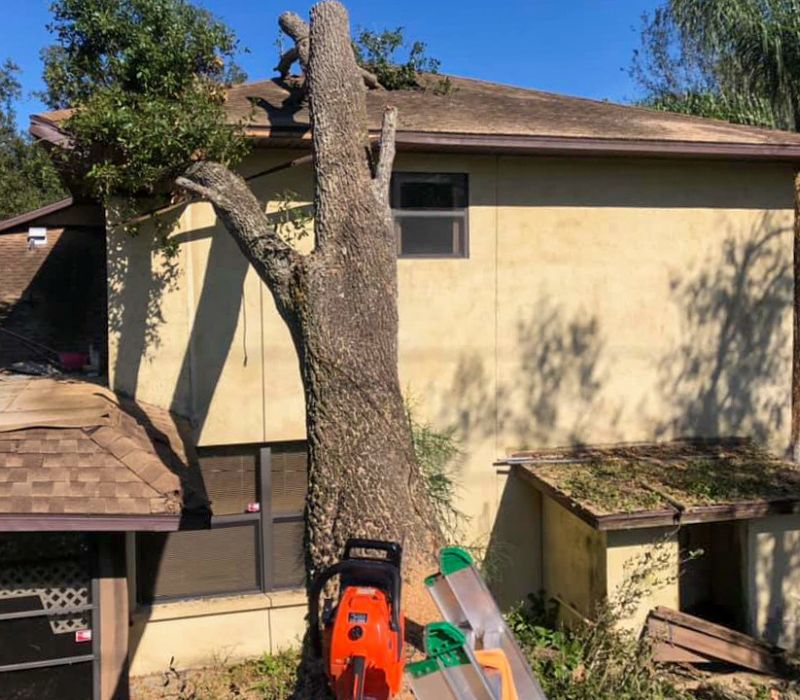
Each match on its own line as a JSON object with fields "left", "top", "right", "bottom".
{"left": 246, "top": 126, "right": 800, "bottom": 162}
{"left": 0, "top": 513, "right": 182, "bottom": 532}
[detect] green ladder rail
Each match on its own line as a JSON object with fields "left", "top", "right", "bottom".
{"left": 406, "top": 622, "right": 498, "bottom": 700}
{"left": 424, "top": 547, "right": 548, "bottom": 700}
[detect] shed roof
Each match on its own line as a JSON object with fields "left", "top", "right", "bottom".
{"left": 0, "top": 375, "right": 207, "bottom": 531}
{"left": 30, "top": 74, "right": 800, "bottom": 162}
{"left": 501, "top": 438, "right": 800, "bottom": 531}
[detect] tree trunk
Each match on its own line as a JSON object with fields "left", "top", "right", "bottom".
{"left": 792, "top": 169, "right": 800, "bottom": 462}
{"left": 178, "top": 2, "right": 444, "bottom": 694}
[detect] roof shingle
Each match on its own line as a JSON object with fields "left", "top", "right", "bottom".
{"left": 0, "top": 375, "right": 207, "bottom": 528}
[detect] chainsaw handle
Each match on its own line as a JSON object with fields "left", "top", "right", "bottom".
{"left": 309, "top": 559, "right": 403, "bottom": 657}
{"left": 343, "top": 538, "right": 403, "bottom": 569}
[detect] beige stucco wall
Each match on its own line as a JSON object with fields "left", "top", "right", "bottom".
{"left": 129, "top": 591, "right": 306, "bottom": 676}
{"left": 605, "top": 526, "right": 681, "bottom": 633}
{"left": 109, "top": 150, "right": 796, "bottom": 669}
{"left": 746, "top": 514, "right": 800, "bottom": 648}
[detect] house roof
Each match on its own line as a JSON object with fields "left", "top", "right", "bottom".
{"left": 0, "top": 375, "right": 208, "bottom": 531}
{"left": 0, "top": 197, "right": 105, "bottom": 235}
{"left": 500, "top": 438, "right": 800, "bottom": 532}
{"left": 30, "top": 74, "right": 800, "bottom": 162}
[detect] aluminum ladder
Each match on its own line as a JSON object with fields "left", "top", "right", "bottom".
{"left": 406, "top": 622, "right": 499, "bottom": 700}
{"left": 422, "top": 547, "right": 548, "bottom": 700}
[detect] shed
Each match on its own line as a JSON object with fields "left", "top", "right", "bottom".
{"left": 0, "top": 375, "right": 208, "bottom": 700}
{"left": 493, "top": 439, "right": 800, "bottom": 649}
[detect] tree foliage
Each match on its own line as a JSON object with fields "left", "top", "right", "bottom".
{"left": 631, "top": 0, "right": 800, "bottom": 130}
{"left": 43, "top": 0, "right": 248, "bottom": 201}
{"left": 353, "top": 27, "right": 450, "bottom": 92}
{"left": 0, "top": 60, "right": 65, "bottom": 220}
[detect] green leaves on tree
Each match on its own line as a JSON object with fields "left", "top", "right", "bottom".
{"left": 0, "top": 60, "right": 65, "bottom": 220}
{"left": 353, "top": 27, "right": 451, "bottom": 93}
{"left": 43, "top": 0, "right": 249, "bottom": 203}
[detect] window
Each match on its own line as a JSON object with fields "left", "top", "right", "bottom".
{"left": 135, "top": 442, "right": 307, "bottom": 604}
{"left": 391, "top": 173, "right": 468, "bottom": 257}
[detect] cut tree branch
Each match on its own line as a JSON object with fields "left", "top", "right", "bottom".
{"left": 176, "top": 161, "right": 303, "bottom": 316}
{"left": 276, "top": 9, "right": 381, "bottom": 89}
{"left": 372, "top": 106, "right": 398, "bottom": 206}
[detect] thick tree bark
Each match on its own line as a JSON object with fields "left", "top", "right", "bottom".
{"left": 179, "top": 1, "right": 443, "bottom": 695}
{"left": 792, "top": 170, "right": 800, "bottom": 462}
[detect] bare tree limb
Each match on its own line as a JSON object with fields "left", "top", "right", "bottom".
{"left": 372, "top": 106, "right": 398, "bottom": 206}
{"left": 278, "top": 12, "right": 310, "bottom": 74}
{"left": 176, "top": 161, "right": 303, "bottom": 316}
{"left": 274, "top": 46, "right": 299, "bottom": 79}
{"left": 277, "top": 8, "right": 382, "bottom": 89}
{"left": 360, "top": 66, "right": 382, "bottom": 89}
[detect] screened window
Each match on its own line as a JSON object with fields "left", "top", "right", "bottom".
{"left": 136, "top": 442, "right": 307, "bottom": 604}
{"left": 391, "top": 172, "right": 468, "bottom": 257}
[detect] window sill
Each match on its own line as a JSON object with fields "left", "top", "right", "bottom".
{"left": 135, "top": 588, "right": 306, "bottom": 622}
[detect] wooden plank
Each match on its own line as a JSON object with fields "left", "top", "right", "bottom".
{"left": 645, "top": 608, "right": 777, "bottom": 674}
{"left": 98, "top": 534, "right": 130, "bottom": 700}
{"left": 651, "top": 607, "right": 776, "bottom": 652}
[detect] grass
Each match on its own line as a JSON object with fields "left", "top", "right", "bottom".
{"left": 130, "top": 649, "right": 299, "bottom": 700}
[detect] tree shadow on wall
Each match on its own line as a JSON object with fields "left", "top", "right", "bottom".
{"left": 445, "top": 295, "right": 617, "bottom": 450}
{"left": 656, "top": 215, "right": 792, "bottom": 445}
{"left": 107, "top": 211, "right": 183, "bottom": 400}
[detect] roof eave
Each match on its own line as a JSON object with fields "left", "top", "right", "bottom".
{"left": 246, "top": 126, "right": 800, "bottom": 162}
{"left": 0, "top": 513, "right": 183, "bottom": 532}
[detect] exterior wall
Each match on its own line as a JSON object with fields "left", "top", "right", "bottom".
{"left": 107, "top": 150, "right": 796, "bottom": 668}
{"left": 605, "top": 526, "right": 680, "bottom": 633}
{"left": 541, "top": 496, "right": 606, "bottom": 623}
{"left": 0, "top": 226, "right": 107, "bottom": 368}
{"left": 745, "top": 514, "right": 800, "bottom": 649}
{"left": 129, "top": 591, "right": 305, "bottom": 676}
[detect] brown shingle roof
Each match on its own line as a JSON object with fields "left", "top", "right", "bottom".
{"left": 502, "top": 438, "right": 800, "bottom": 531}
{"left": 229, "top": 74, "right": 800, "bottom": 147}
{"left": 0, "top": 376, "right": 207, "bottom": 530}
{"left": 31, "top": 74, "right": 800, "bottom": 161}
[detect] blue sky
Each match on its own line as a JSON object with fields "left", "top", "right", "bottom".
{"left": 4, "top": 0, "right": 662, "bottom": 127}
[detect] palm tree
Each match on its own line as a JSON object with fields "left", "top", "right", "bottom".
{"left": 633, "top": 0, "right": 800, "bottom": 130}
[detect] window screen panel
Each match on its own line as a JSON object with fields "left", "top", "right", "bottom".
{"left": 0, "top": 614, "right": 92, "bottom": 667}
{"left": 2, "top": 662, "right": 93, "bottom": 700}
{"left": 198, "top": 450, "right": 257, "bottom": 516}
{"left": 271, "top": 519, "right": 305, "bottom": 589}
{"left": 397, "top": 216, "right": 466, "bottom": 256}
{"left": 271, "top": 444, "right": 307, "bottom": 517}
{"left": 137, "top": 522, "right": 260, "bottom": 602}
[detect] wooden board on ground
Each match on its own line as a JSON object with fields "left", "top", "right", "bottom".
{"left": 645, "top": 607, "right": 779, "bottom": 675}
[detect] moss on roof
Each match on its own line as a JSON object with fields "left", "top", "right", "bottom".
{"left": 511, "top": 439, "right": 800, "bottom": 516}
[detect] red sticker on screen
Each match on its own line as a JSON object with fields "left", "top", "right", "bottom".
{"left": 75, "top": 629, "right": 92, "bottom": 643}
{"left": 246, "top": 502, "right": 261, "bottom": 513}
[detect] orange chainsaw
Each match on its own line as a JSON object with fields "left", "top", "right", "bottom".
{"left": 309, "top": 538, "right": 405, "bottom": 700}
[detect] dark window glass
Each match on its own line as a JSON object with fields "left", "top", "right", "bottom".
{"left": 271, "top": 519, "right": 305, "bottom": 589}
{"left": 269, "top": 442, "right": 306, "bottom": 589}
{"left": 396, "top": 217, "right": 466, "bottom": 256}
{"left": 393, "top": 173, "right": 467, "bottom": 210}
{"left": 198, "top": 449, "right": 257, "bottom": 516}
{"left": 391, "top": 173, "right": 468, "bottom": 257}
{"left": 137, "top": 522, "right": 260, "bottom": 603}
{"left": 136, "top": 442, "right": 309, "bottom": 603}
{"left": 271, "top": 442, "right": 307, "bottom": 517}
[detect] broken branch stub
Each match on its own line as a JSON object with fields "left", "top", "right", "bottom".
{"left": 276, "top": 7, "right": 381, "bottom": 89}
